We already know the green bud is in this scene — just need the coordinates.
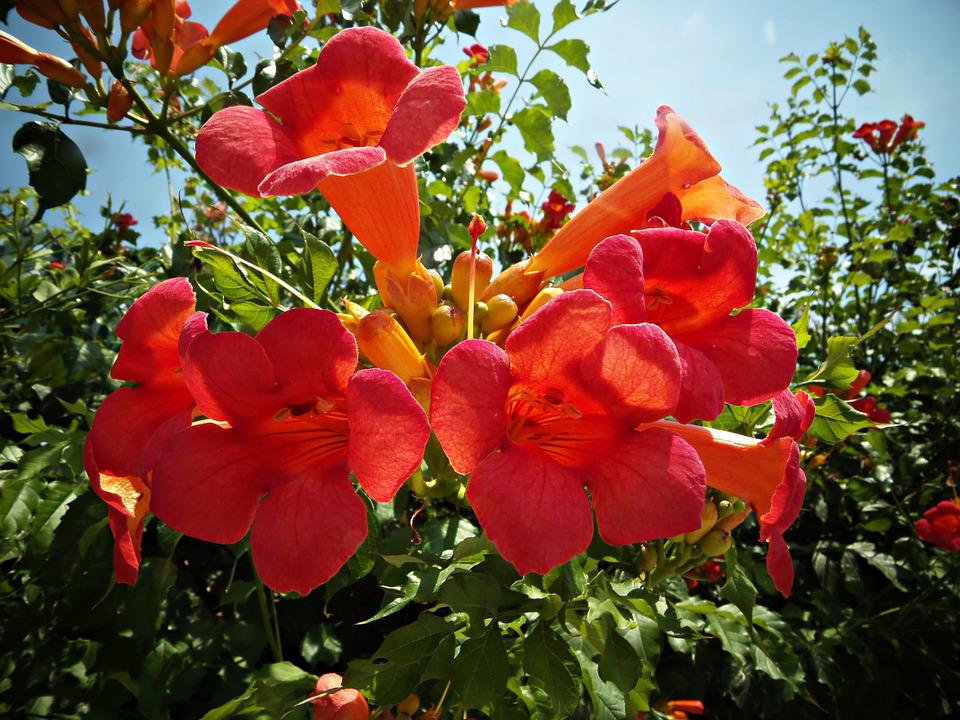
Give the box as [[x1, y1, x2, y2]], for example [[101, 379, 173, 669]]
[[696, 528, 732, 557], [684, 500, 719, 544], [442, 283, 454, 301], [717, 499, 735, 518], [428, 269, 444, 298], [637, 544, 658, 573]]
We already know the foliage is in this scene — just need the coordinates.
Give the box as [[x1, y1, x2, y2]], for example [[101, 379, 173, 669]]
[[1, 4, 957, 720]]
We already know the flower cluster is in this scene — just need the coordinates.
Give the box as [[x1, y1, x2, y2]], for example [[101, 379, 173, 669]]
[[915, 499, 960, 552], [853, 114, 925, 155], [88, 25, 814, 599]]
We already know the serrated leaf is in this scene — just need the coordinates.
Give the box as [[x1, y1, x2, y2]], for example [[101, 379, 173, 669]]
[[523, 622, 581, 717], [453, 627, 508, 707], [551, 0, 578, 32], [466, 89, 501, 117], [512, 106, 554, 160], [12, 121, 87, 221], [505, 0, 541, 43], [490, 150, 524, 196], [807, 394, 877, 443], [375, 613, 454, 664], [804, 335, 859, 388], [547, 39, 590, 74], [597, 616, 642, 692], [529, 69, 571, 120], [486, 44, 518, 76]]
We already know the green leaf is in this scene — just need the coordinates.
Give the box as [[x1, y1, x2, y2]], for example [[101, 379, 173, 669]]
[[453, 627, 508, 707], [375, 613, 454, 664], [792, 302, 812, 350], [551, 0, 579, 32], [804, 335, 859, 388], [512, 106, 554, 160], [466, 90, 501, 117], [454, 9, 481, 37], [199, 90, 252, 124], [438, 571, 501, 627], [523, 622, 581, 717], [719, 545, 756, 627], [240, 227, 283, 305], [597, 617, 642, 693], [506, 0, 541, 44], [546, 39, 590, 74], [212, 47, 247, 82], [807, 394, 877, 443], [486, 44, 519, 76], [529, 69, 571, 120], [490, 150, 525, 197], [12, 121, 87, 222], [200, 662, 317, 720], [299, 230, 337, 304]]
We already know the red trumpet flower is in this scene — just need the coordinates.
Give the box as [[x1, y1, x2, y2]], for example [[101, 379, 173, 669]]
[[150, 309, 429, 595]]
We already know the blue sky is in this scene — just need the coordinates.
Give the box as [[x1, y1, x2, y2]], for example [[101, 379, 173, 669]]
[[1, 0, 957, 234]]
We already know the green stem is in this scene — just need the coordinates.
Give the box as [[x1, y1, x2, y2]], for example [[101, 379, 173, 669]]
[[253, 559, 283, 662], [5, 102, 144, 133]]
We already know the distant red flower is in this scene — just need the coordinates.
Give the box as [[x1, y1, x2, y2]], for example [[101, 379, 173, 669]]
[[431, 290, 706, 575], [854, 114, 925, 154], [150, 308, 430, 595], [539, 190, 575, 235], [85, 278, 208, 584], [639, 700, 705, 720], [202, 202, 227, 221], [116, 212, 138, 235], [132, 0, 209, 75], [463, 43, 490, 65], [49, 261, 65, 270], [581, 225, 798, 423], [914, 500, 960, 552], [312, 673, 369, 720]]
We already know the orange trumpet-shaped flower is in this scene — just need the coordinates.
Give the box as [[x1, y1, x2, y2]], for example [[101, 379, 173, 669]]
[[0, 30, 87, 87], [647, 419, 806, 597], [527, 106, 763, 277], [176, 0, 302, 75], [356, 309, 432, 387], [16, 0, 67, 28]]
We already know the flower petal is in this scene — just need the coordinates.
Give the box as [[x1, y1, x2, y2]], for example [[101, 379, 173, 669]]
[[686, 308, 798, 406], [676, 176, 765, 225], [673, 342, 725, 423], [195, 105, 301, 197], [183, 330, 279, 422], [466, 443, 594, 575], [318, 161, 420, 274], [506, 289, 611, 392], [589, 428, 705, 545], [88, 385, 194, 477], [633, 219, 758, 336], [150, 424, 268, 544], [257, 26, 418, 145], [763, 389, 815, 445], [581, 323, 682, 423], [255, 308, 358, 404], [431, 339, 512, 475], [258, 146, 387, 197], [112, 277, 197, 383], [251, 465, 367, 595], [528, 106, 724, 277], [582, 234, 647, 324], [766, 534, 795, 597], [347, 369, 430, 502], [380, 65, 466, 166]]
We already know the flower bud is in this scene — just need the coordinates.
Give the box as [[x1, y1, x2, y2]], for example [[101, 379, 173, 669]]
[[431, 304, 465, 347], [481, 293, 518, 334], [696, 528, 732, 557], [714, 501, 749, 532], [482, 258, 544, 307], [107, 79, 133, 122], [428, 268, 444, 298], [637, 544, 658, 573], [684, 500, 718, 544], [17, 0, 68, 28], [357, 310, 430, 386], [450, 249, 493, 311], [120, 0, 152, 34], [518, 287, 562, 322], [312, 673, 369, 720]]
